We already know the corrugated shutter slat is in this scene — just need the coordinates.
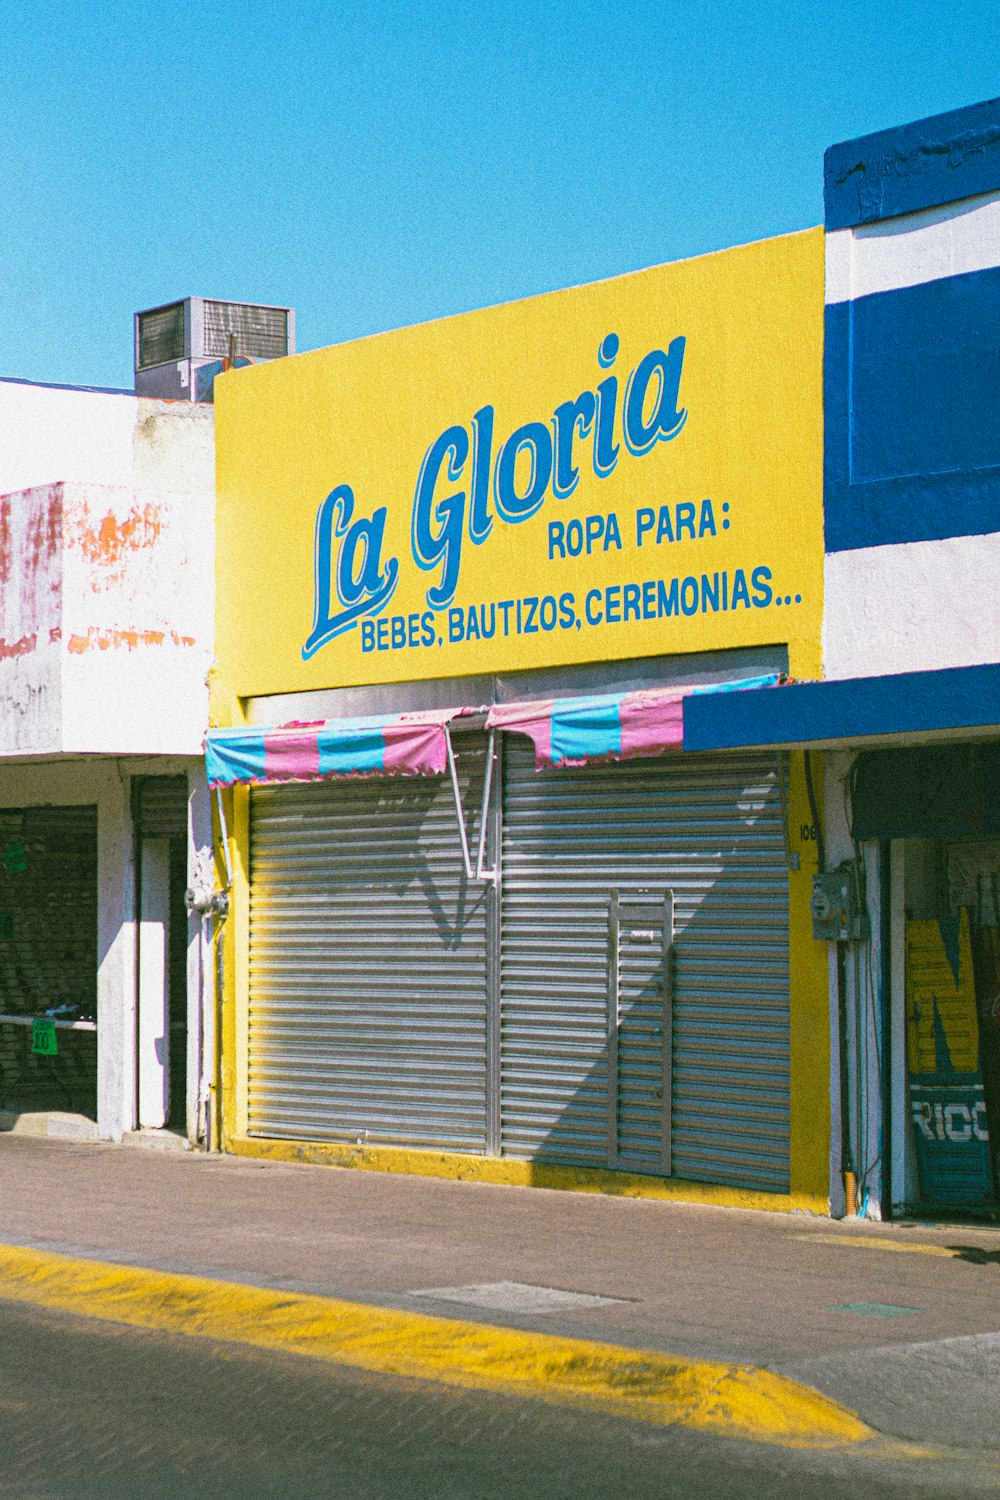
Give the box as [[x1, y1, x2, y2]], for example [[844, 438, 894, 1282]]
[[500, 741, 790, 1191], [248, 735, 490, 1151]]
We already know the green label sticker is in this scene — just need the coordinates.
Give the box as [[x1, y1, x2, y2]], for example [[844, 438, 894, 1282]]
[[0, 911, 15, 941], [31, 1018, 58, 1056], [3, 840, 26, 875]]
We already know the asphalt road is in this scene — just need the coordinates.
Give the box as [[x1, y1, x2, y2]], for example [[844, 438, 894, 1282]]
[[0, 1300, 997, 1500]]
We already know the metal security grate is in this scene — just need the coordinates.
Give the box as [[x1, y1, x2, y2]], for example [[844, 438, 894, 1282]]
[[247, 734, 491, 1151], [500, 743, 791, 1191], [203, 302, 289, 361], [0, 806, 98, 1113], [137, 303, 186, 369]]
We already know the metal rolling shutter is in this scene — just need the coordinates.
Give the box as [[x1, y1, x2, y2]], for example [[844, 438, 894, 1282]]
[[135, 776, 188, 838], [499, 741, 790, 1191], [0, 806, 98, 1108], [247, 734, 491, 1150]]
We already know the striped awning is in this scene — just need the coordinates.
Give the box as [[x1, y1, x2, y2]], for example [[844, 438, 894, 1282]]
[[205, 709, 461, 788], [205, 675, 784, 787], [486, 674, 783, 770]]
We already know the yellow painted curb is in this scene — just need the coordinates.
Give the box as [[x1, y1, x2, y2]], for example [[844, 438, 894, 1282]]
[[0, 1243, 872, 1450], [223, 1133, 830, 1216]]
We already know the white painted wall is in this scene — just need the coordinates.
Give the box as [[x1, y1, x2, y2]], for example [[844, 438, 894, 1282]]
[[0, 483, 63, 753], [825, 188, 1000, 305], [0, 481, 214, 756], [59, 482, 214, 754], [0, 382, 214, 497], [823, 531, 1000, 681], [137, 839, 171, 1129]]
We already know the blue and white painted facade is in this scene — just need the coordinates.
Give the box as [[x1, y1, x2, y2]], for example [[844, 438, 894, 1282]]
[[686, 98, 1000, 1221], [823, 101, 1000, 681]]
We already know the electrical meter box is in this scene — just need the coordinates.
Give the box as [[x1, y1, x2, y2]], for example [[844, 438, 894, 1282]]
[[810, 863, 869, 942]]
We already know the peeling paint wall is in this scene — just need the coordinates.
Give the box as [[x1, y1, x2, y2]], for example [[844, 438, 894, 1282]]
[[0, 485, 63, 752], [61, 483, 214, 754], [0, 385, 214, 757]]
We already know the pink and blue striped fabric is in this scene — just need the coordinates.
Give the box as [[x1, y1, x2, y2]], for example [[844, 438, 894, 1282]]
[[205, 676, 783, 786], [486, 675, 781, 770], [205, 709, 459, 788]]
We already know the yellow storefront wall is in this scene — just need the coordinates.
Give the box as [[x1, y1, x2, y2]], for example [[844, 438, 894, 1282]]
[[212, 225, 831, 1211]]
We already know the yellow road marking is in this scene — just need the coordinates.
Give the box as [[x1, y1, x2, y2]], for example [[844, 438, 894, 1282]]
[[797, 1234, 975, 1258], [0, 1242, 873, 1451]]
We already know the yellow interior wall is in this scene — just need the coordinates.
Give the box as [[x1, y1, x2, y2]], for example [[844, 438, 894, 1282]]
[[787, 751, 830, 1201]]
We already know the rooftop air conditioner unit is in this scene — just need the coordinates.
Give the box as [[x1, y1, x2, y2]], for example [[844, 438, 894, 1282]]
[[134, 297, 295, 402]]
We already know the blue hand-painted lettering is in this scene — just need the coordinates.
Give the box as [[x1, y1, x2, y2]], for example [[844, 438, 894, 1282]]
[[305, 333, 689, 652]]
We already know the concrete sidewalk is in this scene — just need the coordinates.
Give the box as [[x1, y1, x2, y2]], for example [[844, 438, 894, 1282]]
[[1, 1134, 998, 1450]]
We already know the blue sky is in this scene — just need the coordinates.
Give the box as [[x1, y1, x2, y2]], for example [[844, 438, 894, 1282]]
[[3, 1, 999, 389]]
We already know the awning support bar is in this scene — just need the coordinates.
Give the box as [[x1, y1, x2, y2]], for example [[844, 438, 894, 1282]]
[[476, 729, 499, 884], [215, 786, 233, 889], [446, 725, 475, 883], [445, 724, 499, 885]]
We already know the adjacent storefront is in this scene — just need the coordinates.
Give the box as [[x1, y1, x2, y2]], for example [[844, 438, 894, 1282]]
[[851, 744, 1000, 1213], [209, 227, 830, 1209], [685, 666, 1000, 1220]]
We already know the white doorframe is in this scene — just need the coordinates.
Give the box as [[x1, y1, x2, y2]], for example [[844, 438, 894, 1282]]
[[138, 838, 170, 1129]]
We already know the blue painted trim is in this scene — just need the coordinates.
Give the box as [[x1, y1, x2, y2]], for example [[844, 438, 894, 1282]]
[[824, 269, 1000, 552], [825, 469, 1000, 552], [682, 663, 1000, 752], [825, 96, 1000, 229]]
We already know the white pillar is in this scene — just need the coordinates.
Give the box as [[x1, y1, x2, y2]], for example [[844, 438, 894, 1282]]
[[138, 838, 171, 1129], [96, 766, 136, 1141]]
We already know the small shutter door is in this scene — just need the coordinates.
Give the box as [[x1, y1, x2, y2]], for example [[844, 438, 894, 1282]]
[[609, 891, 672, 1171], [500, 741, 625, 1168], [248, 733, 490, 1151], [499, 740, 790, 1191]]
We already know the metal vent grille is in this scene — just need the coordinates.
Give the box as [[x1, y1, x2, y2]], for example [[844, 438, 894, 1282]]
[[203, 301, 288, 361], [137, 303, 185, 369], [134, 776, 188, 839]]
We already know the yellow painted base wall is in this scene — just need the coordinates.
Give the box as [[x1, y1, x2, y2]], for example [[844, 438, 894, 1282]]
[[223, 1133, 829, 1215]]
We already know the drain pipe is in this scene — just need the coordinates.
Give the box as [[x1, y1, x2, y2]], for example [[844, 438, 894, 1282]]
[[184, 891, 229, 1149], [185, 786, 232, 1151], [211, 911, 227, 1151], [837, 939, 858, 1216]]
